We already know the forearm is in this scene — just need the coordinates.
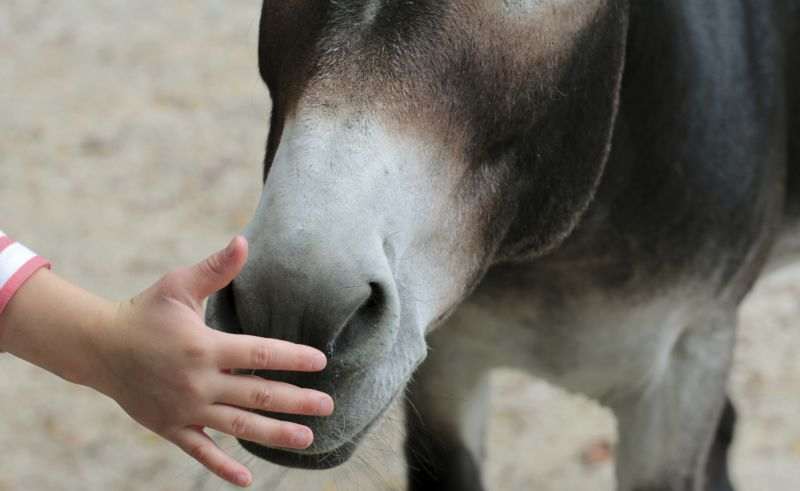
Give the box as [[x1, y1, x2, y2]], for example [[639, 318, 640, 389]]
[[0, 268, 115, 386]]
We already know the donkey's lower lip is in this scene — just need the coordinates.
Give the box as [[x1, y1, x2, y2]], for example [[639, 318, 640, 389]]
[[238, 438, 359, 470]]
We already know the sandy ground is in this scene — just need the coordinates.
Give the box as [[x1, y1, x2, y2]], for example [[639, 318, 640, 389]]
[[1, 2, 799, 490]]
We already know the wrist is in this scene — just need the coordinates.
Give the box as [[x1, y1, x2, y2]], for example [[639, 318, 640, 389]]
[[66, 296, 120, 389], [0, 269, 119, 388]]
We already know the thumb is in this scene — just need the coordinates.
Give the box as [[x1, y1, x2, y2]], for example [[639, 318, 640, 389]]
[[184, 236, 248, 302]]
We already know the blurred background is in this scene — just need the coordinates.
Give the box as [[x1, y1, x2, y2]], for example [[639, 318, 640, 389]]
[[1, 1, 799, 490]]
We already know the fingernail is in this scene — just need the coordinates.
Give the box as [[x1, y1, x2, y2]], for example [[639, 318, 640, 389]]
[[310, 352, 327, 371], [293, 428, 312, 448], [224, 238, 238, 259], [234, 472, 251, 487], [318, 396, 334, 415]]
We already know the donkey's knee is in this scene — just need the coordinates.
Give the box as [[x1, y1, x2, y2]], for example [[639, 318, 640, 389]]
[[623, 396, 737, 491], [613, 314, 737, 491]]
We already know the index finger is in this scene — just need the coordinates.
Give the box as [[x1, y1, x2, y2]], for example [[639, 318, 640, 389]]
[[213, 333, 327, 372]]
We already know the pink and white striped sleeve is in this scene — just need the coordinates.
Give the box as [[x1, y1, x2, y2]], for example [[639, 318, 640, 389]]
[[0, 230, 51, 316]]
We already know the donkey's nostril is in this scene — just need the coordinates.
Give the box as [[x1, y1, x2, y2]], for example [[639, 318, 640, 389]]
[[362, 282, 386, 316], [206, 282, 244, 335], [329, 281, 389, 356]]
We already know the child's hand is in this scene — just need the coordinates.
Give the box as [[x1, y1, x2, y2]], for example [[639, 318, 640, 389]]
[[87, 237, 333, 487]]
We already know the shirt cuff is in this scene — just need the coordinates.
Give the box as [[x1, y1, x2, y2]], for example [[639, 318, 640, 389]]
[[0, 233, 52, 317]]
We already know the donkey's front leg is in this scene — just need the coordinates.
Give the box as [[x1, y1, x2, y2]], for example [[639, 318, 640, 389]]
[[611, 312, 737, 491], [404, 326, 491, 491]]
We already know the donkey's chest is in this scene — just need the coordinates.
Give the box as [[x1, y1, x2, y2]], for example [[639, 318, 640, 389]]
[[442, 283, 715, 401]]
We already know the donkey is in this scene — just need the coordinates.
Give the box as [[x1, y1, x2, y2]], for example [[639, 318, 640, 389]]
[[206, 0, 800, 489]]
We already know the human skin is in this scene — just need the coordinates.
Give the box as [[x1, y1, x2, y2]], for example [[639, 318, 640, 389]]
[[0, 236, 334, 487]]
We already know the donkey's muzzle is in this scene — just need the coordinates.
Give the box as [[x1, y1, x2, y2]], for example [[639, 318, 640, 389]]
[[207, 231, 400, 371]]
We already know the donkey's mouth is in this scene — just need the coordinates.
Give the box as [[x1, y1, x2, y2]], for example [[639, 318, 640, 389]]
[[238, 384, 401, 469]]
